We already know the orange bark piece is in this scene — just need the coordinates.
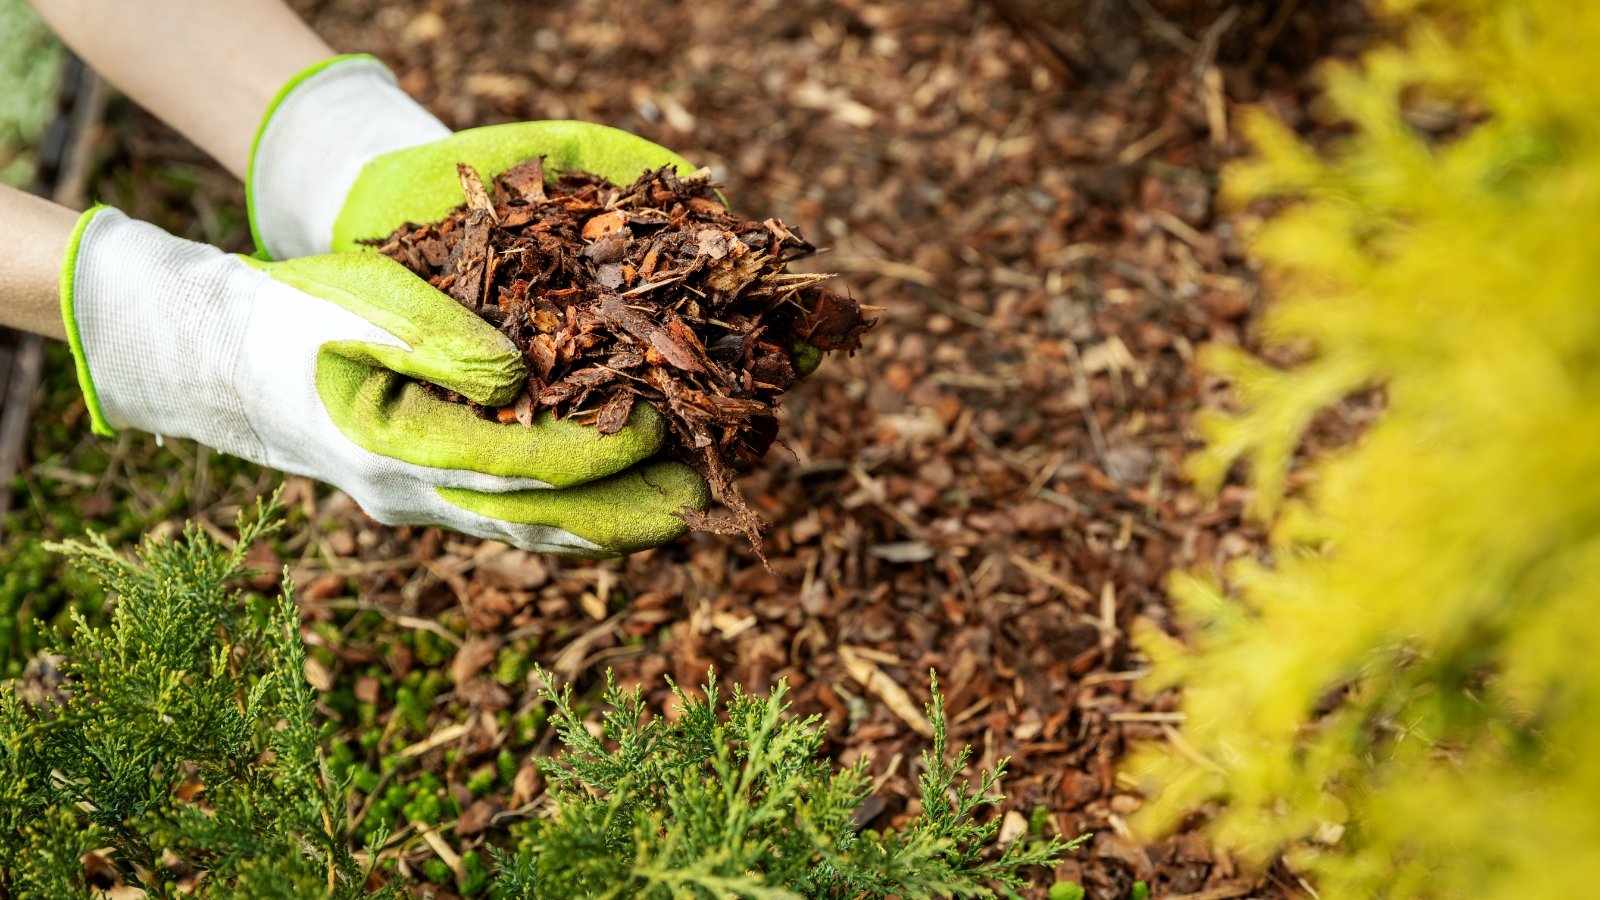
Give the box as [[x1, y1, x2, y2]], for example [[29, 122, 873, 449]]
[[581, 210, 628, 241]]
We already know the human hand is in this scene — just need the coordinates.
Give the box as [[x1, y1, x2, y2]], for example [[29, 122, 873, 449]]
[[61, 206, 708, 558]]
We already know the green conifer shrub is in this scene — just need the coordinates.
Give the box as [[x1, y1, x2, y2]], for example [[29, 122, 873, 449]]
[[0, 496, 388, 897], [1, 497, 1074, 898], [496, 670, 1074, 898], [1131, 1, 1600, 897]]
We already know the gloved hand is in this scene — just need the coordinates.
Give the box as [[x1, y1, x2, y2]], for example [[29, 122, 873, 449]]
[[237, 55, 718, 552], [60, 206, 708, 558]]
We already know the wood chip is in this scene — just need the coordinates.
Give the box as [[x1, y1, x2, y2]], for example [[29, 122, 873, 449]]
[[451, 636, 501, 684], [457, 162, 495, 217], [838, 645, 932, 737], [497, 156, 546, 202]]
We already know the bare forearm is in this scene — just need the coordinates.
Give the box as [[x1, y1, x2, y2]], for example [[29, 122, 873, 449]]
[[26, 0, 334, 179], [0, 185, 78, 340]]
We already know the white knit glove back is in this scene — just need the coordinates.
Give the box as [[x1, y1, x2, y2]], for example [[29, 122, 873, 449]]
[[249, 55, 450, 260]]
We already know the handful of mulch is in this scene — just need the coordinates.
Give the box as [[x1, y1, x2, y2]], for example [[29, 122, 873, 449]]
[[369, 159, 873, 555]]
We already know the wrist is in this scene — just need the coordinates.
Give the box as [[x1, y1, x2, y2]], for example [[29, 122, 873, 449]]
[[0, 184, 76, 341], [247, 55, 449, 260]]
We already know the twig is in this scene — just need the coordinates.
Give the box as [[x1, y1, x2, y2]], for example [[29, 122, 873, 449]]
[[399, 722, 471, 759], [1193, 6, 1242, 76], [416, 824, 465, 884], [1129, 0, 1197, 53], [1064, 341, 1112, 468], [1249, 0, 1304, 76]]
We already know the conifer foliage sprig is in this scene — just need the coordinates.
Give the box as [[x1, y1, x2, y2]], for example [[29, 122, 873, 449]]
[[0, 492, 389, 898], [495, 668, 1077, 899]]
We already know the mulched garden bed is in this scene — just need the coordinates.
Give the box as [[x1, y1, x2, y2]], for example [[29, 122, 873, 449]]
[[85, 0, 1378, 896]]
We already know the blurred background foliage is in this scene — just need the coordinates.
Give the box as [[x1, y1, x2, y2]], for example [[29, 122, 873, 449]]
[[1133, 0, 1600, 896], [0, 0, 59, 188]]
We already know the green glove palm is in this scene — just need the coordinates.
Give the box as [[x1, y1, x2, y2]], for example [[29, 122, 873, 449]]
[[325, 125, 707, 550]]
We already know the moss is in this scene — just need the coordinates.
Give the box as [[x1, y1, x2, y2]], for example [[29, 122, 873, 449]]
[[514, 706, 548, 745], [0, 0, 62, 188], [1029, 804, 1051, 835], [493, 643, 531, 686], [417, 668, 448, 705], [496, 748, 517, 787], [412, 629, 451, 668], [419, 858, 452, 886], [351, 766, 381, 795], [394, 687, 428, 734], [1049, 883, 1086, 900], [460, 849, 490, 897], [466, 767, 495, 797]]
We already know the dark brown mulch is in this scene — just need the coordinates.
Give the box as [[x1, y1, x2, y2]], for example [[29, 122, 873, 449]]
[[82, 0, 1380, 896], [371, 160, 870, 551]]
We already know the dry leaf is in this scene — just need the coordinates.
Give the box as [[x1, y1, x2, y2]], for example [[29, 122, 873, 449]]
[[451, 636, 501, 684], [457, 163, 495, 216]]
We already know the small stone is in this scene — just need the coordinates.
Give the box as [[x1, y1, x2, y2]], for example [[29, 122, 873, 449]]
[[1109, 793, 1143, 815], [354, 676, 381, 705], [328, 530, 356, 557], [302, 657, 333, 692], [457, 798, 505, 837], [513, 764, 544, 806], [246, 542, 282, 592], [300, 573, 347, 601], [997, 810, 1029, 845]]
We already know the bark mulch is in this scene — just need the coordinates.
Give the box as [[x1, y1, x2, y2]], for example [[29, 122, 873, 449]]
[[371, 161, 871, 552], [99, 0, 1379, 896]]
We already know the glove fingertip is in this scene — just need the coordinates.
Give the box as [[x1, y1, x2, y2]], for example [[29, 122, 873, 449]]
[[448, 344, 526, 407]]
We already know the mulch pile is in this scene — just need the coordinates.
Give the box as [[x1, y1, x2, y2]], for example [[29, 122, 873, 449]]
[[371, 160, 870, 551], [87, 0, 1380, 896]]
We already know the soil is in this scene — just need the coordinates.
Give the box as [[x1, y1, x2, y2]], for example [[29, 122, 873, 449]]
[[370, 161, 871, 552], [79, 0, 1382, 896]]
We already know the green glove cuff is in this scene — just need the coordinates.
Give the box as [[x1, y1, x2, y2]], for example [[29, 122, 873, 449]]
[[59, 204, 114, 437]]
